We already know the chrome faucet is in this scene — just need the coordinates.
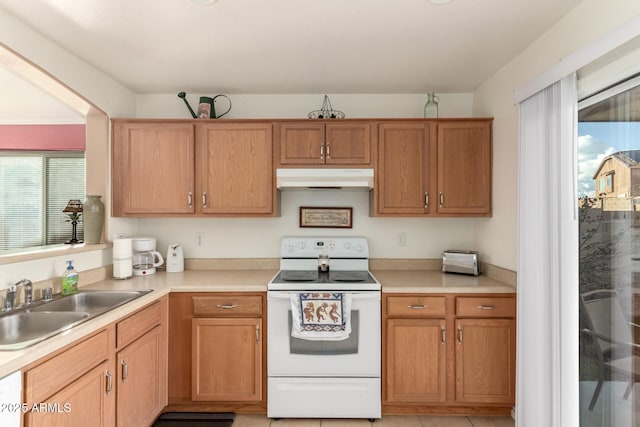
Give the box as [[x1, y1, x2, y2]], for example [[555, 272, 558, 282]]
[[3, 279, 33, 311]]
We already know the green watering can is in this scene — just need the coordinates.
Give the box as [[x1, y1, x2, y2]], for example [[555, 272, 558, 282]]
[[177, 92, 232, 119]]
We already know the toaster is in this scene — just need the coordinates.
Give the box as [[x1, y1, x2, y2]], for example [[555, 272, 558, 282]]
[[442, 250, 479, 276]]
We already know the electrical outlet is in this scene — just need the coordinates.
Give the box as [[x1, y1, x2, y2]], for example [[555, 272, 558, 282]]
[[395, 232, 406, 247], [195, 232, 205, 247]]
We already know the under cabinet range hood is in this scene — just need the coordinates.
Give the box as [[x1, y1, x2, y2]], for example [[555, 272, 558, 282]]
[[276, 168, 374, 189]]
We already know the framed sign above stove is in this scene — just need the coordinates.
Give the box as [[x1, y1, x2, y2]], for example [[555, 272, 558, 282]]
[[299, 206, 352, 228]]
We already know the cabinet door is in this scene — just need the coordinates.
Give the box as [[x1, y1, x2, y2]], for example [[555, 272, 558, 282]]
[[279, 122, 325, 165], [455, 318, 515, 404], [192, 318, 262, 402], [385, 318, 446, 403], [112, 121, 195, 216], [437, 121, 492, 215], [117, 326, 166, 427], [377, 123, 436, 215], [24, 360, 116, 427], [325, 123, 372, 165], [198, 123, 274, 215]]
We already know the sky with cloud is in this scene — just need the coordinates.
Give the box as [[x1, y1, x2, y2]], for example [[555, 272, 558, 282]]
[[578, 122, 640, 196]]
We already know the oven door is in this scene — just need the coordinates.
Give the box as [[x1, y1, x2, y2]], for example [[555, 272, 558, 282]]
[[267, 290, 380, 377]]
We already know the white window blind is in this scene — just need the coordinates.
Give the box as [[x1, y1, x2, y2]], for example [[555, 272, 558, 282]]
[[0, 152, 85, 250]]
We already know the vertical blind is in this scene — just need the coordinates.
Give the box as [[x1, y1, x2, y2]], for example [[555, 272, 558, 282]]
[[0, 152, 85, 250]]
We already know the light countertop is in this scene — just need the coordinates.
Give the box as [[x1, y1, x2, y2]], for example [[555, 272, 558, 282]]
[[372, 270, 516, 293], [0, 268, 514, 378]]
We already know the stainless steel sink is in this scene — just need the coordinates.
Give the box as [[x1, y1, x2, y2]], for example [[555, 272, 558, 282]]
[[0, 289, 152, 350], [0, 311, 89, 350], [30, 290, 152, 314]]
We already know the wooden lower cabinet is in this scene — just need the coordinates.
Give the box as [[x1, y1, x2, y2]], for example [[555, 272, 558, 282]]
[[22, 297, 168, 427], [192, 318, 262, 401], [117, 326, 166, 427], [24, 359, 116, 427], [383, 293, 515, 414], [455, 318, 515, 404], [386, 318, 446, 403], [167, 292, 266, 412]]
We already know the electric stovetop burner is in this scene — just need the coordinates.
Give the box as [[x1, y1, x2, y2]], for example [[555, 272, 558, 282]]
[[274, 270, 376, 284]]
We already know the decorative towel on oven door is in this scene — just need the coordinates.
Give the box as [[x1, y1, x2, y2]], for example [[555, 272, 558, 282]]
[[290, 293, 352, 341]]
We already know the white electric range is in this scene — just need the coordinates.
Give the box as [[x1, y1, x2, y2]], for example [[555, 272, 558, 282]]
[[267, 237, 381, 420]]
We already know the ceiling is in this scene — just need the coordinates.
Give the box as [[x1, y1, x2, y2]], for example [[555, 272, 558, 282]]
[[0, 0, 582, 95]]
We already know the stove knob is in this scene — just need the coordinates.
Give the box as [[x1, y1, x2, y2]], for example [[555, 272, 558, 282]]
[[343, 241, 352, 250], [297, 241, 306, 249], [356, 243, 364, 252], [285, 243, 295, 252]]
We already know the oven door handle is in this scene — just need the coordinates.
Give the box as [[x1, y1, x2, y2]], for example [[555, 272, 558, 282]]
[[268, 291, 380, 301]]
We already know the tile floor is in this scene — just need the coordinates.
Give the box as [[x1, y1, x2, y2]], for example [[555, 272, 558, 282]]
[[232, 414, 515, 427]]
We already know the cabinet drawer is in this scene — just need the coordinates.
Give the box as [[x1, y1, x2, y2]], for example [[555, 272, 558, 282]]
[[117, 301, 162, 348], [193, 295, 262, 317], [456, 297, 515, 318], [25, 329, 110, 404], [386, 296, 446, 317]]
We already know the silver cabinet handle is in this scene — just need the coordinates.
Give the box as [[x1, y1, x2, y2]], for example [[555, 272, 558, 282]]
[[326, 143, 330, 159], [320, 144, 324, 160], [256, 325, 260, 343], [457, 326, 463, 343], [121, 360, 128, 381], [188, 191, 193, 207], [441, 326, 446, 343], [439, 192, 444, 207], [424, 192, 429, 208], [408, 305, 426, 309], [202, 192, 207, 208], [216, 304, 238, 309], [105, 370, 113, 394], [477, 305, 496, 310]]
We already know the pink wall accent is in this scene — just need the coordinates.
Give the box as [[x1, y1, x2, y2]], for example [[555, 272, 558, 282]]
[[0, 124, 85, 151]]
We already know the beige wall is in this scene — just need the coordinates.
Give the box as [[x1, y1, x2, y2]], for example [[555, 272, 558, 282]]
[[472, 0, 640, 271]]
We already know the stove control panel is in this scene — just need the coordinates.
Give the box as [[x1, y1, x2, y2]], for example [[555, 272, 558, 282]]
[[281, 237, 369, 258]]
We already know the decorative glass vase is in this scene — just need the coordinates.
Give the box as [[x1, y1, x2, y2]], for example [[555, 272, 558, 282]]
[[83, 195, 105, 244], [424, 93, 439, 118]]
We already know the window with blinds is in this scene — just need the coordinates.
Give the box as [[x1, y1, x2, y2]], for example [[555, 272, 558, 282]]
[[0, 152, 85, 251]]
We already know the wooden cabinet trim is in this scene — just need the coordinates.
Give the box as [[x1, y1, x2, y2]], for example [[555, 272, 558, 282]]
[[386, 296, 446, 317], [193, 295, 263, 317], [116, 300, 162, 349], [455, 297, 516, 318]]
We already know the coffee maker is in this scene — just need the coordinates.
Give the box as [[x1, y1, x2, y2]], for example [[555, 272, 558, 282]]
[[132, 237, 164, 276]]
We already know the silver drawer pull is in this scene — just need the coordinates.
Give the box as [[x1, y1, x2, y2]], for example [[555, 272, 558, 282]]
[[216, 304, 238, 309], [105, 370, 113, 394], [408, 305, 426, 309], [121, 360, 128, 381], [477, 305, 496, 310]]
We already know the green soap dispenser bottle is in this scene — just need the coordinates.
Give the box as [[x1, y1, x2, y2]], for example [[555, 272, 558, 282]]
[[61, 260, 79, 296]]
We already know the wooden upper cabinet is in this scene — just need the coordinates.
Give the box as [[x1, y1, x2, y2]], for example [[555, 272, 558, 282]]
[[197, 122, 275, 215], [376, 123, 436, 215], [279, 122, 325, 165], [112, 121, 195, 216], [278, 121, 372, 167], [437, 121, 492, 215], [325, 122, 371, 165]]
